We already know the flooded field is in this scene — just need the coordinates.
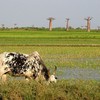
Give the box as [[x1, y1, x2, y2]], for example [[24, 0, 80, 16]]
[[0, 57, 99, 82], [57, 67, 100, 80]]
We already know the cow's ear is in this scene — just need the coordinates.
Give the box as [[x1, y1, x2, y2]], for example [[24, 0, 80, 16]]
[[53, 66, 57, 75]]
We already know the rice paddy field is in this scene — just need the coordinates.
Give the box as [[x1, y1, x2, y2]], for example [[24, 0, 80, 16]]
[[0, 30, 100, 45], [0, 30, 100, 100]]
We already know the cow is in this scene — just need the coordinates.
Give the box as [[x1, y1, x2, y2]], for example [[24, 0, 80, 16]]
[[0, 51, 57, 84]]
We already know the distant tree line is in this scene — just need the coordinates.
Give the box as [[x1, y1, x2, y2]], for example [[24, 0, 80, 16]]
[[0, 26, 99, 32], [0, 16, 100, 32]]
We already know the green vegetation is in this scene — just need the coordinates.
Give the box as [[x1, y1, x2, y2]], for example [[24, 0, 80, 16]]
[[0, 30, 100, 45], [0, 30, 100, 68], [0, 80, 99, 100], [0, 30, 100, 100], [0, 46, 100, 68]]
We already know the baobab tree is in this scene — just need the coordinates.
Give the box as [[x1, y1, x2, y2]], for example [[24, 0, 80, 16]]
[[84, 17, 93, 32], [47, 17, 55, 31], [66, 18, 70, 31]]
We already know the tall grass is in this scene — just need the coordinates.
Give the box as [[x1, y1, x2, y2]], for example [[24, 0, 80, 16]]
[[0, 80, 99, 100]]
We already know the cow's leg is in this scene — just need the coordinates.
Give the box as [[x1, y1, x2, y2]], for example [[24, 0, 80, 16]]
[[25, 76, 33, 82], [0, 69, 7, 82], [0, 72, 7, 82], [0, 65, 10, 82], [23, 70, 34, 81], [1, 74, 7, 82], [25, 77, 30, 82], [0, 68, 5, 80]]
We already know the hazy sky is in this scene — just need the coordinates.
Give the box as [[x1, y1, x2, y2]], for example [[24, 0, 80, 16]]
[[0, 0, 99, 28]]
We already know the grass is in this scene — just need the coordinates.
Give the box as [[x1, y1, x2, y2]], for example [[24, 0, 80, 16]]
[[0, 30, 100, 100], [0, 30, 99, 68], [0, 30, 100, 45], [0, 80, 100, 100], [0, 46, 100, 68]]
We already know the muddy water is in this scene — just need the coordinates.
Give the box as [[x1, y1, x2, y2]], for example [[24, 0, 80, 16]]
[[57, 68, 100, 80]]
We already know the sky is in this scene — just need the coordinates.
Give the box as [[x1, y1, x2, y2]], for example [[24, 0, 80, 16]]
[[0, 0, 99, 29]]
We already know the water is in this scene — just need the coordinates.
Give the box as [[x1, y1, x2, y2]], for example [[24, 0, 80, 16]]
[[57, 68, 100, 80], [11, 67, 100, 81]]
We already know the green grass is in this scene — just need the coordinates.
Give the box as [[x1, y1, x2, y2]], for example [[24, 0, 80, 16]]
[[0, 80, 100, 100], [0, 46, 100, 68], [0, 30, 99, 68], [0, 30, 100, 45]]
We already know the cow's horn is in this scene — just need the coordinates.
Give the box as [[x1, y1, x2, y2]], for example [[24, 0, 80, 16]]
[[53, 66, 57, 75]]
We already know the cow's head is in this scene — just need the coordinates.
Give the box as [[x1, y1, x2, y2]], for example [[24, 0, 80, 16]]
[[23, 51, 58, 84], [37, 65, 57, 84], [47, 66, 57, 83]]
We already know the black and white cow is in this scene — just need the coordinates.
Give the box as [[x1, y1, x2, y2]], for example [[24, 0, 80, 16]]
[[0, 51, 57, 84]]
